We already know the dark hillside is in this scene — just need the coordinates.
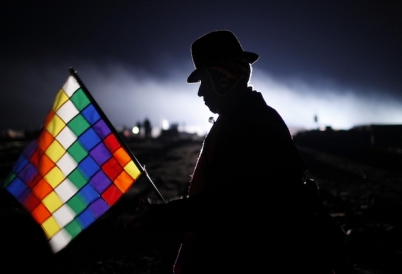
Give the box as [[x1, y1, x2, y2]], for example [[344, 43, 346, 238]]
[[1, 132, 402, 273], [294, 128, 402, 274]]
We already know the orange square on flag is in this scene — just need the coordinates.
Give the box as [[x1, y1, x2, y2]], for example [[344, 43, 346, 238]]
[[33, 178, 53, 200], [31, 203, 51, 224], [114, 170, 134, 193], [38, 130, 54, 152], [38, 153, 56, 176], [113, 147, 131, 166]]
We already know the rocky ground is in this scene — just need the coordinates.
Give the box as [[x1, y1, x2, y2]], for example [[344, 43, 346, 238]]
[[1, 134, 402, 273]]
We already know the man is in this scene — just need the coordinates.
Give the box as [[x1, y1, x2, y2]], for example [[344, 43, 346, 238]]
[[129, 30, 339, 273]]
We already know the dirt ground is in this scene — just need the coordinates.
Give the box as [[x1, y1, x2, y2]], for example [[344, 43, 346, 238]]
[[1, 135, 402, 273]]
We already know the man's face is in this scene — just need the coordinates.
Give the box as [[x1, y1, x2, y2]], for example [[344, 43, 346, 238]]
[[197, 72, 221, 114]]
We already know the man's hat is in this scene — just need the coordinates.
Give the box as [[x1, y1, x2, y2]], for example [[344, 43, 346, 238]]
[[187, 30, 259, 83]]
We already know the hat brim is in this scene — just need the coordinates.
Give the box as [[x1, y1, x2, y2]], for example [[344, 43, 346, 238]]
[[187, 51, 259, 83]]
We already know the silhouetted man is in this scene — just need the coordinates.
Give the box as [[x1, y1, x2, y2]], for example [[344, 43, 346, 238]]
[[129, 30, 340, 274], [143, 118, 152, 139]]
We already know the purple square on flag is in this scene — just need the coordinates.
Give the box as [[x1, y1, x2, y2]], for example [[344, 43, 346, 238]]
[[89, 170, 112, 194], [22, 141, 37, 158], [93, 119, 111, 139], [16, 187, 31, 204], [89, 198, 110, 218], [12, 156, 28, 174], [90, 142, 111, 165], [18, 163, 38, 184]]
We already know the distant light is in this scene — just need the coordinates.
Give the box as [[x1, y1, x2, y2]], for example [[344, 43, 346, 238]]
[[162, 119, 169, 130], [132, 126, 139, 134]]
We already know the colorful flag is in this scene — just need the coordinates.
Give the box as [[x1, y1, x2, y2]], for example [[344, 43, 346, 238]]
[[3, 68, 145, 253]]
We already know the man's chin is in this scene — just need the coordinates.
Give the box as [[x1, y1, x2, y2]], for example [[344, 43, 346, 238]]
[[207, 106, 218, 114]]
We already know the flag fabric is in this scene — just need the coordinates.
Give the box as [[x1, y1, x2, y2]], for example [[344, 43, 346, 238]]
[[3, 69, 142, 253]]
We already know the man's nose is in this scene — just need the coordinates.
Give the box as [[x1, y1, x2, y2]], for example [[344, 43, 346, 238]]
[[197, 88, 203, 97]]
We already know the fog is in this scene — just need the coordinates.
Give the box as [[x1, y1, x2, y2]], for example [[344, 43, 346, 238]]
[[2, 62, 401, 137]]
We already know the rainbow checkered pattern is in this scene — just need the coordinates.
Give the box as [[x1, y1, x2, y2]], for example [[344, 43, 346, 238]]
[[3, 72, 142, 253]]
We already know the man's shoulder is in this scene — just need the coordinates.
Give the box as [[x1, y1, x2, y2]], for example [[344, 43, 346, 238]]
[[220, 93, 292, 141], [236, 92, 286, 125]]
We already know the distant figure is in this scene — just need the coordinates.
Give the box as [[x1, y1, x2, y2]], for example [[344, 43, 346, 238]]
[[127, 30, 345, 273], [143, 118, 152, 139], [122, 125, 130, 138], [314, 114, 319, 129]]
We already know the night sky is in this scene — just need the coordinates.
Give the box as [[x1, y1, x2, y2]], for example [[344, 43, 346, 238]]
[[1, 0, 401, 136]]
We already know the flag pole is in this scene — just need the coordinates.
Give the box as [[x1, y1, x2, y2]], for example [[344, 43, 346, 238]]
[[68, 67, 166, 203]]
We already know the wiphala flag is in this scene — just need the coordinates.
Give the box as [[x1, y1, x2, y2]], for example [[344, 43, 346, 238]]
[[3, 68, 154, 253]]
